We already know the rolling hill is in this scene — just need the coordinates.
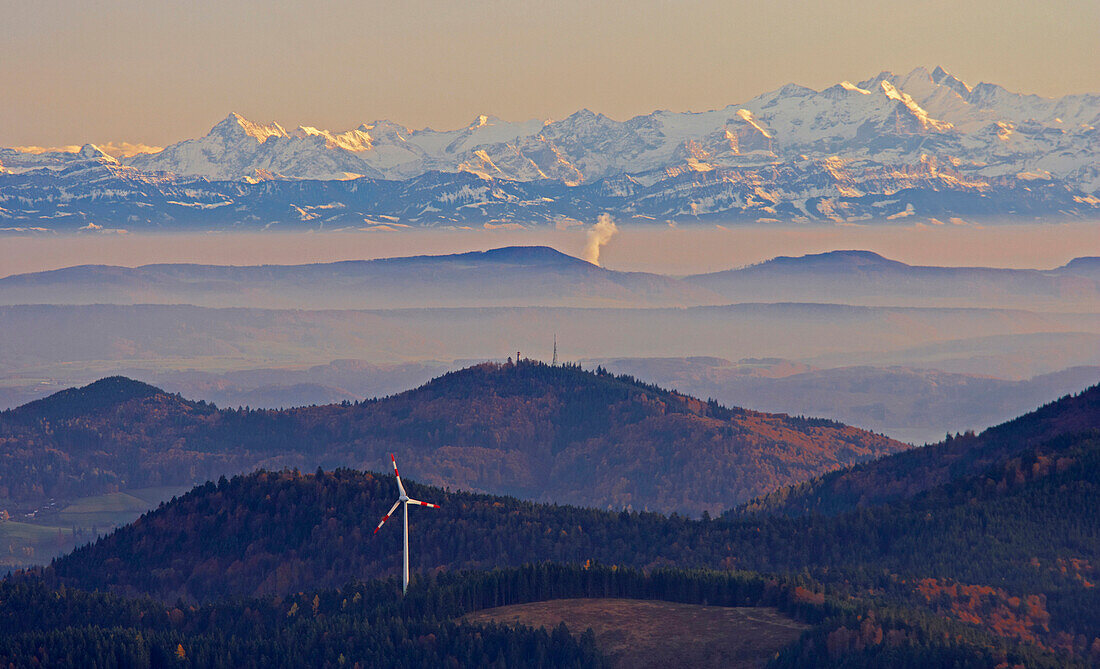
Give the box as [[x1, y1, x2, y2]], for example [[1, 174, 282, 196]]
[[0, 361, 906, 516], [46, 387, 1100, 660], [738, 382, 1100, 517], [0, 246, 720, 309], [3, 248, 1099, 313], [684, 250, 1100, 312]]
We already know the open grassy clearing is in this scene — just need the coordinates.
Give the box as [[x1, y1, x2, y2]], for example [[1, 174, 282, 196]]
[[463, 598, 808, 669], [0, 521, 73, 567], [1, 486, 192, 567], [57, 486, 190, 526]]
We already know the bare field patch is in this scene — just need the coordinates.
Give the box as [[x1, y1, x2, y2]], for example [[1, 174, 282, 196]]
[[463, 598, 808, 669]]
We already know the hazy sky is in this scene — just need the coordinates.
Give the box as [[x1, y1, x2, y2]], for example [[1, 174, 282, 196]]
[[3, 0, 1098, 147]]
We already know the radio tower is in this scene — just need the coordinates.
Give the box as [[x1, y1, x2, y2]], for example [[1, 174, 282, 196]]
[[552, 334, 558, 366]]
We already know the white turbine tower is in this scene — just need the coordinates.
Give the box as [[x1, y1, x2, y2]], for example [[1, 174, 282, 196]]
[[373, 454, 440, 594]]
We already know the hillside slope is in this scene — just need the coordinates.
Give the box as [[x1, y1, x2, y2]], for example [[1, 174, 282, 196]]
[[463, 599, 808, 669], [0, 361, 906, 514], [684, 250, 1100, 312], [50, 419, 1100, 655], [592, 357, 1100, 444], [739, 383, 1100, 516]]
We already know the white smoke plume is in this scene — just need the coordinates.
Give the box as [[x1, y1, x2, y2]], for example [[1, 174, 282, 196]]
[[581, 214, 618, 266]]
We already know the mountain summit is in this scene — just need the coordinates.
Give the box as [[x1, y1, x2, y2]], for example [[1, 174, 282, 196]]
[[3, 67, 1099, 227]]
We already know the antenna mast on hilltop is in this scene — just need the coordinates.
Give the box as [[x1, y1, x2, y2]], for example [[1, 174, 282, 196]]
[[552, 334, 558, 366]]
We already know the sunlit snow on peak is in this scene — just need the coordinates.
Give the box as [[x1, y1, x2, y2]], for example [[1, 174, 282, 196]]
[[839, 81, 871, 95]]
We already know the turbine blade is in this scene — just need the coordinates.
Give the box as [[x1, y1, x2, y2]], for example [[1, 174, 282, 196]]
[[373, 499, 402, 534], [406, 499, 440, 509], [391, 453, 407, 496]]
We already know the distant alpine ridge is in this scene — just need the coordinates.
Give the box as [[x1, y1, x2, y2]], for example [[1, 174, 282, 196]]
[[2, 66, 1098, 229]]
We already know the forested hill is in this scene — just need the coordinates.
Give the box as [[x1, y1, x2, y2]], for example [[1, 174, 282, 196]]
[[49, 423, 1100, 658], [9, 376, 162, 423], [0, 361, 906, 514], [9, 565, 1071, 669], [737, 382, 1100, 517]]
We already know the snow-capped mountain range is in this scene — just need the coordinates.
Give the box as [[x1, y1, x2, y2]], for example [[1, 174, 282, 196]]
[[2, 67, 1098, 229]]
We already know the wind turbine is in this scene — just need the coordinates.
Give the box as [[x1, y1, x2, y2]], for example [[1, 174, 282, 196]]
[[373, 454, 440, 594]]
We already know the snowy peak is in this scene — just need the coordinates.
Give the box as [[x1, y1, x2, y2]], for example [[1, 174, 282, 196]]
[[212, 112, 288, 143], [839, 81, 872, 95], [14, 68, 1099, 199], [467, 114, 503, 130], [361, 120, 411, 140], [77, 143, 119, 164], [877, 79, 953, 132], [931, 66, 971, 96], [547, 108, 614, 136], [292, 126, 373, 152]]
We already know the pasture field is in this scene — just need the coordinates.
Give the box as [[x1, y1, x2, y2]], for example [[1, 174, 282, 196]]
[[463, 598, 808, 669], [1, 486, 191, 568]]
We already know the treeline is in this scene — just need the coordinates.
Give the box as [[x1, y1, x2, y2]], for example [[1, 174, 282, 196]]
[[2, 564, 1073, 668], [46, 430, 1100, 658], [0, 570, 606, 669]]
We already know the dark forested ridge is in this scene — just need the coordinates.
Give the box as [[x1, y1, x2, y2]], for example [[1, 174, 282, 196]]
[[48, 423, 1100, 659], [9, 382, 1100, 667], [0, 567, 615, 669], [738, 383, 1100, 517], [9, 564, 1068, 669], [0, 361, 906, 514]]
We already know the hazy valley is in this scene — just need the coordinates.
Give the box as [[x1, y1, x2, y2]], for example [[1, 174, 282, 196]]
[[2, 245, 1098, 450]]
